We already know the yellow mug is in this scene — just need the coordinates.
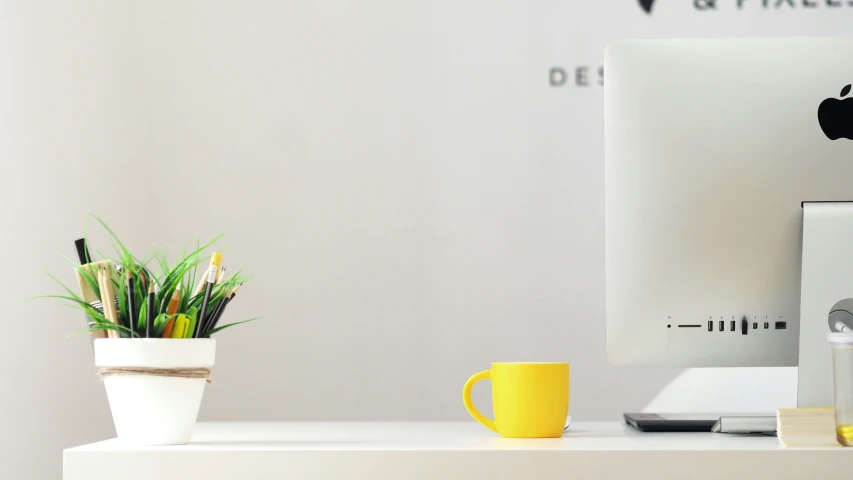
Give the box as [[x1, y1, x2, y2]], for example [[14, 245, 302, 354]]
[[463, 362, 569, 438]]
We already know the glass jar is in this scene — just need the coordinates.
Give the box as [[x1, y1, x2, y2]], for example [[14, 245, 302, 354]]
[[828, 333, 853, 446]]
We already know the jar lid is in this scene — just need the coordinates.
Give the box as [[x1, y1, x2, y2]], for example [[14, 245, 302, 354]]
[[827, 333, 853, 345]]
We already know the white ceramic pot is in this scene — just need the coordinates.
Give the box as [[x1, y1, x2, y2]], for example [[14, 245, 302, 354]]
[[94, 338, 216, 445]]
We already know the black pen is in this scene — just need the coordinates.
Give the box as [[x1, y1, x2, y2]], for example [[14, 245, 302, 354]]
[[125, 270, 137, 338], [74, 238, 92, 264], [202, 286, 231, 335], [146, 280, 155, 338], [194, 253, 222, 338], [74, 238, 98, 342]]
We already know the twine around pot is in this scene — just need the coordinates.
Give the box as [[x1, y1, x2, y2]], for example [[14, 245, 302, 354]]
[[98, 367, 212, 383]]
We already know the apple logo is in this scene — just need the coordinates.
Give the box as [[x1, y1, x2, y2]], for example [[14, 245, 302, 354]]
[[638, 0, 655, 14], [818, 84, 853, 140]]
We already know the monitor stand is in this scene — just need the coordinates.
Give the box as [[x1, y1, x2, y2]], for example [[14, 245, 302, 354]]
[[797, 201, 853, 407]]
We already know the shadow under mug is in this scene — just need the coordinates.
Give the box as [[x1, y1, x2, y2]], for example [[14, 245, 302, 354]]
[[462, 362, 569, 438]]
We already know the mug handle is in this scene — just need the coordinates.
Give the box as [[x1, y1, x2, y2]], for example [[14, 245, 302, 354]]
[[462, 370, 497, 433]]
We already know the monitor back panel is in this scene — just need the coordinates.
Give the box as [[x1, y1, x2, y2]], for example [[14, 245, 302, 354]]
[[604, 38, 853, 367]]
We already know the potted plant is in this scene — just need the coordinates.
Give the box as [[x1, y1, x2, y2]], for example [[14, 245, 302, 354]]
[[32, 214, 258, 445]]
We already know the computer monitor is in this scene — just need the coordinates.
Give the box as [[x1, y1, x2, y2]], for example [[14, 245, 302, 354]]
[[604, 38, 853, 368]]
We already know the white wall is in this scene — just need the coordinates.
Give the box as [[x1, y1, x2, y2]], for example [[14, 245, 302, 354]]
[[140, 0, 681, 427], [0, 1, 151, 476], [3, 1, 853, 478]]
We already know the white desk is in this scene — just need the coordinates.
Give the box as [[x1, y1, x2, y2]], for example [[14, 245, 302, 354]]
[[64, 422, 852, 480]]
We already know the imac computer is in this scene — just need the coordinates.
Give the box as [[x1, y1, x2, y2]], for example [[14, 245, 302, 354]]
[[604, 38, 853, 418]]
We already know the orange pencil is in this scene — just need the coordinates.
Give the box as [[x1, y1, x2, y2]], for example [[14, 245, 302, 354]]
[[161, 283, 182, 338]]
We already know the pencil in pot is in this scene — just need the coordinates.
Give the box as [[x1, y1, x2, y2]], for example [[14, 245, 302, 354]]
[[104, 267, 122, 337], [162, 283, 181, 338], [205, 284, 241, 335], [95, 267, 110, 338], [146, 281, 155, 338], [193, 253, 222, 338], [98, 266, 120, 338], [33, 213, 260, 341], [124, 270, 137, 338], [201, 285, 231, 335], [193, 265, 211, 297]]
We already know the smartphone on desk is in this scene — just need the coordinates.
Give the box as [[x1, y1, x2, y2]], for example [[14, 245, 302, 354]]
[[624, 413, 721, 432]]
